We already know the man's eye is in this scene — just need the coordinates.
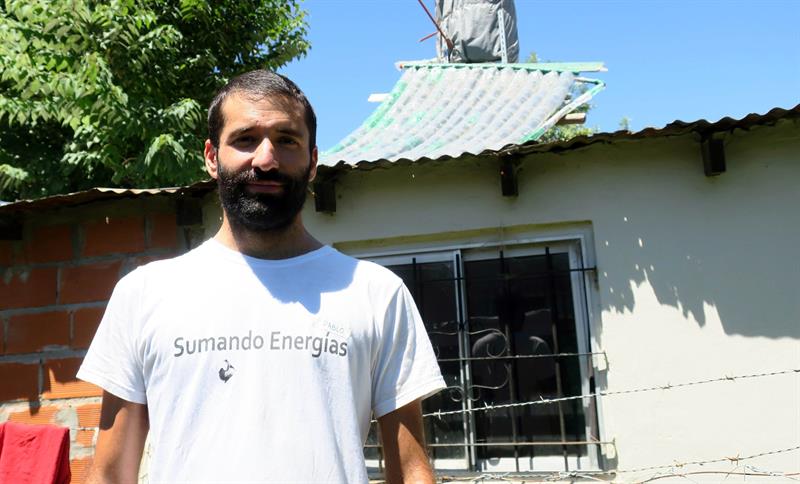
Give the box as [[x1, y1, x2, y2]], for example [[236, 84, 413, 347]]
[[236, 136, 256, 144], [278, 136, 299, 146]]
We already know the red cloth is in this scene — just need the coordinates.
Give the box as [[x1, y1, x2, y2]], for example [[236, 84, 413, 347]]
[[0, 421, 71, 484]]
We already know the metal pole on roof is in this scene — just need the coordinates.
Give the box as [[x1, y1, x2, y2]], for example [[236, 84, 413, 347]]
[[497, 9, 508, 64], [418, 31, 438, 43], [416, 0, 454, 50]]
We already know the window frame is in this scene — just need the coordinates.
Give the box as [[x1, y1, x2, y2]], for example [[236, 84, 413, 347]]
[[353, 228, 606, 474]]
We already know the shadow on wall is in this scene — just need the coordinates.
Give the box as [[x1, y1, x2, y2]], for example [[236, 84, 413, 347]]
[[592, 130, 799, 339]]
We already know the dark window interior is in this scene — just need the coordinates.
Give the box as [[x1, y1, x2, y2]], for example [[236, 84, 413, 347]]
[[366, 248, 593, 471]]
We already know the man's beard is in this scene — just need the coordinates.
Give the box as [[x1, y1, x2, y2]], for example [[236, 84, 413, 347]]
[[216, 157, 311, 233]]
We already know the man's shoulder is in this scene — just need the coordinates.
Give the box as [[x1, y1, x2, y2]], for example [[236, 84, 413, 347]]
[[135, 248, 197, 274], [354, 258, 403, 286], [324, 249, 403, 288], [124, 243, 209, 285], [323, 252, 409, 309]]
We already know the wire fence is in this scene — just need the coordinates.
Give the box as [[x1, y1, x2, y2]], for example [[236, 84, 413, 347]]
[[421, 368, 800, 420], [368, 249, 800, 481], [617, 444, 800, 474], [367, 367, 800, 482], [431, 445, 800, 483]]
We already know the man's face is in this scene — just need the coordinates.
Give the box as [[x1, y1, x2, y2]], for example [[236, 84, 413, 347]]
[[205, 94, 318, 232]]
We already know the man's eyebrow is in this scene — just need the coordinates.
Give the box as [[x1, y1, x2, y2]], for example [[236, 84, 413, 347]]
[[227, 125, 303, 138], [276, 127, 303, 137], [228, 126, 255, 138]]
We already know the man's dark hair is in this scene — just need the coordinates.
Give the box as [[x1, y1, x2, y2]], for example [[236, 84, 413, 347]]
[[207, 70, 316, 153]]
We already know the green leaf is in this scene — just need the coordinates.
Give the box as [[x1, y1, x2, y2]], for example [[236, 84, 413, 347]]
[[0, 163, 30, 193], [0, 0, 310, 199]]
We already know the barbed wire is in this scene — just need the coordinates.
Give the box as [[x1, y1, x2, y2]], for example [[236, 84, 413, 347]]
[[433, 454, 800, 483], [617, 444, 800, 474], [636, 470, 800, 484], [436, 466, 800, 484], [368, 370, 800, 483], [371, 441, 800, 482], [436, 351, 606, 363], [422, 368, 799, 419], [744, 463, 800, 480], [436, 471, 608, 483]]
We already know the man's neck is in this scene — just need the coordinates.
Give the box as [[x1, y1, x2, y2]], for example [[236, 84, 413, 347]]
[[214, 215, 323, 260]]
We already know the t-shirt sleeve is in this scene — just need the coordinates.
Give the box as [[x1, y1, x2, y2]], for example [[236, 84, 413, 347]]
[[76, 269, 147, 405], [371, 283, 446, 418]]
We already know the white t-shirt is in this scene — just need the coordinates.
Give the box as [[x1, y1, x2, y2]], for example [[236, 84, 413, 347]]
[[78, 239, 445, 483]]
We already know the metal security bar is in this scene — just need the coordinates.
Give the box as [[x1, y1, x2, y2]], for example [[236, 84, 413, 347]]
[[366, 244, 601, 474], [365, 441, 613, 448]]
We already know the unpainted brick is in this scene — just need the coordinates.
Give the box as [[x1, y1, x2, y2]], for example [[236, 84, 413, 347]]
[[0, 362, 39, 402], [42, 358, 102, 399], [8, 405, 59, 425], [148, 212, 178, 250], [70, 456, 92, 484], [72, 307, 105, 349], [82, 216, 145, 257], [0, 267, 58, 310], [76, 403, 102, 428], [75, 428, 95, 447], [6, 311, 70, 354], [135, 252, 178, 267], [59, 261, 122, 304], [25, 224, 73, 263], [0, 241, 12, 266]]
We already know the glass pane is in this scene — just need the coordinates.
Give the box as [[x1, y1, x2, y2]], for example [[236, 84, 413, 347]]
[[366, 259, 467, 465], [464, 251, 587, 463], [363, 421, 381, 464]]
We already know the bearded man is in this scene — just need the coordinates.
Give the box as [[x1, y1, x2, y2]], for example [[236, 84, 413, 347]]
[[78, 70, 445, 483]]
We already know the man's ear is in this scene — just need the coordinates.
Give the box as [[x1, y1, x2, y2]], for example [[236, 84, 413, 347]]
[[204, 140, 219, 179], [308, 146, 318, 182]]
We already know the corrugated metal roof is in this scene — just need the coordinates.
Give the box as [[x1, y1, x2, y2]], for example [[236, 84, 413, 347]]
[[1, 104, 797, 215], [504, 103, 800, 157], [0, 180, 215, 215], [319, 63, 603, 168]]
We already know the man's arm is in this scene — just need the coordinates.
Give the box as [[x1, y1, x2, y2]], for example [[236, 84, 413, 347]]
[[378, 399, 436, 484], [86, 391, 149, 484]]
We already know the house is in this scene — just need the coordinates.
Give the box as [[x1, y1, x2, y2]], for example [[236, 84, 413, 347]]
[[0, 62, 797, 482]]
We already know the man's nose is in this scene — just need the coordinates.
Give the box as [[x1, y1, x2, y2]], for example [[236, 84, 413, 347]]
[[251, 137, 279, 171]]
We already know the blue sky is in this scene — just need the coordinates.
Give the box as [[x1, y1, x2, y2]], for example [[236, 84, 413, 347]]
[[280, 0, 800, 151]]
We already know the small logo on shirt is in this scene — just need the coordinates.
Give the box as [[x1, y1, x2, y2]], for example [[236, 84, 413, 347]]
[[218, 360, 234, 383]]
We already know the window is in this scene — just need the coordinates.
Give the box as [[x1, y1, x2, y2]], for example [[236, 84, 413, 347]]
[[364, 240, 602, 474]]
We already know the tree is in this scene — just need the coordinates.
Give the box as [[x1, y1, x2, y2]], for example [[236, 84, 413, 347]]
[[0, 0, 309, 200], [527, 51, 596, 144]]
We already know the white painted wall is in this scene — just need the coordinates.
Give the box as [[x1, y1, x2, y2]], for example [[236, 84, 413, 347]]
[[204, 121, 800, 481]]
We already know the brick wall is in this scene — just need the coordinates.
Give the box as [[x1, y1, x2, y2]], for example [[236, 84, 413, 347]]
[[0, 198, 201, 483]]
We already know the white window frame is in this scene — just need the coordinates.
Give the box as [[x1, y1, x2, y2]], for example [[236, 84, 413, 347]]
[[351, 227, 605, 474]]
